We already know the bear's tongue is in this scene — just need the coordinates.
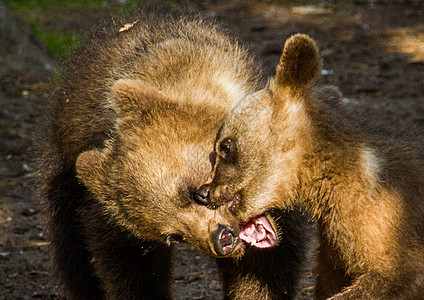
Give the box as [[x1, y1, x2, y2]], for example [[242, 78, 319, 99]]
[[239, 216, 277, 248]]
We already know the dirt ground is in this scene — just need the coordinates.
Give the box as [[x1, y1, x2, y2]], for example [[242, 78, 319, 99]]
[[1, 0, 423, 299]]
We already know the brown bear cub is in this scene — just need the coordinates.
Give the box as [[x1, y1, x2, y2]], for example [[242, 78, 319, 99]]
[[37, 11, 309, 299], [196, 34, 424, 299]]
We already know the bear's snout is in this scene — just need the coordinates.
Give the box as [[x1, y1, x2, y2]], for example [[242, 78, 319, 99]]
[[213, 224, 240, 256]]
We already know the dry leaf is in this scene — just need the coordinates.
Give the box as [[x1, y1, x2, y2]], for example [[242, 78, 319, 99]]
[[119, 20, 139, 33]]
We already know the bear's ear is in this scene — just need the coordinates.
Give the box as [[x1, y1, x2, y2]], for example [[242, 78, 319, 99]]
[[112, 79, 167, 115], [274, 34, 321, 93], [76, 149, 108, 196]]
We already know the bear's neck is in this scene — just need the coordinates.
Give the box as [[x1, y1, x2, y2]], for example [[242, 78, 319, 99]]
[[289, 99, 379, 225]]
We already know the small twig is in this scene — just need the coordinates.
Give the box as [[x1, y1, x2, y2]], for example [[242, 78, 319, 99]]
[[21, 241, 50, 248], [28, 270, 50, 276]]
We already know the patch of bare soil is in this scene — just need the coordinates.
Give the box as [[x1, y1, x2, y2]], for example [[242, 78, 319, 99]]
[[1, 0, 423, 299]]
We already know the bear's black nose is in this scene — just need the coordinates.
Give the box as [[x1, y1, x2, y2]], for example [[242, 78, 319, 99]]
[[213, 224, 240, 256], [193, 185, 210, 205]]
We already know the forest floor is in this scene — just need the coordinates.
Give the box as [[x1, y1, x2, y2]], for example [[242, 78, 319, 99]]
[[1, 0, 423, 299]]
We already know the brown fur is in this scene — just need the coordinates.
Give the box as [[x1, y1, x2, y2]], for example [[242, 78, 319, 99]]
[[203, 34, 424, 299], [36, 11, 308, 299]]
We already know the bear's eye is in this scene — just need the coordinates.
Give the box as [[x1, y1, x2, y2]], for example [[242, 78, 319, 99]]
[[217, 138, 236, 161]]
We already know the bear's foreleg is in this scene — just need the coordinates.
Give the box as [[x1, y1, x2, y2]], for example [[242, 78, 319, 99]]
[[328, 271, 422, 300], [46, 169, 105, 299]]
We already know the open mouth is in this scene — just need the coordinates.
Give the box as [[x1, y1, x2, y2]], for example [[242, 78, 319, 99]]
[[239, 214, 277, 248]]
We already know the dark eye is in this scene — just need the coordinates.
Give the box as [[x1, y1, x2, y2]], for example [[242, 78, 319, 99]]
[[217, 138, 236, 161]]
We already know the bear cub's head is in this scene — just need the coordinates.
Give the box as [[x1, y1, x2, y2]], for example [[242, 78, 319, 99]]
[[75, 79, 244, 257], [195, 34, 341, 253]]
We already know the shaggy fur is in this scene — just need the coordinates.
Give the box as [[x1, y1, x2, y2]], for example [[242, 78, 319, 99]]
[[36, 12, 308, 299], [202, 34, 424, 299]]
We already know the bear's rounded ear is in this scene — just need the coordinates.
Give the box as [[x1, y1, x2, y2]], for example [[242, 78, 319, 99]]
[[112, 79, 167, 115], [274, 34, 321, 93], [76, 150, 108, 195]]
